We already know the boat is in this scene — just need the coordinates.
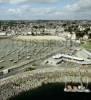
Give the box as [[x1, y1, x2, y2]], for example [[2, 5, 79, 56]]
[[64, 85, 90, 93], [26, 56, 30, 59], [64, 69, 91, 93]]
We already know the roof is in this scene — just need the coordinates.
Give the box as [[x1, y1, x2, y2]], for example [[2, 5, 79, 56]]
[[53, 53, 84, 61]]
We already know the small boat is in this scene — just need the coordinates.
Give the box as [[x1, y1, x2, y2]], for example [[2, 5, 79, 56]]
[[13, 61, 17, 63], [64, 85, 90, 93], [9, 59, 14, 61], [77, 85, 90, 93], [0, 60, 5, 63], [26, 56, 30, 59]]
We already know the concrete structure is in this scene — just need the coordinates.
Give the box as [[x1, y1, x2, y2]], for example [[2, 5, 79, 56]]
[[44, 53, 91, 66]]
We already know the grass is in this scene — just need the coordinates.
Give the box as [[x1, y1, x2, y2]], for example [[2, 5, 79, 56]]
[[81, 41, 91, 51]]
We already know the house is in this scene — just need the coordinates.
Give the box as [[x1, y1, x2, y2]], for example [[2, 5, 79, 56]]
[[44, 28, 56, 35], [83, 35, 88, 40], [0, 31, 6, 36], [78, 25, 85, 31], [27, 31, 32, 35], [71, 33, 76, 40]]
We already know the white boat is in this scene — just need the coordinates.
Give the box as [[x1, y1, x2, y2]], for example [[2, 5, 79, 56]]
[[26, 56, 30, 59], [64, 85, 90, 93], [77, 86, 90, 93]]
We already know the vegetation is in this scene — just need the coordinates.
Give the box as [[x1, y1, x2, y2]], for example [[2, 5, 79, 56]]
[[81, 41, 91, 50], [0, 20, 91, 39], [0, 67, 91, 100]]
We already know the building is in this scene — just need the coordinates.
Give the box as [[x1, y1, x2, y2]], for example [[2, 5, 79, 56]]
[[0, 31, 6, 36]]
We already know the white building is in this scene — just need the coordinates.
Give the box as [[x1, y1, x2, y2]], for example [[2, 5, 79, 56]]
[[78, 25, 85, 31], [27, 31, 32, 35], [44, 28, 56, 35], [83, 35, 88, 40], [0, 32, 6, 36], [71, 33, 76, 40]]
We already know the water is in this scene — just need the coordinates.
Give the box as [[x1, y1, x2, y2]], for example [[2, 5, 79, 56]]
[[0, 38, 65, 71], [9, 83, 91, 100]]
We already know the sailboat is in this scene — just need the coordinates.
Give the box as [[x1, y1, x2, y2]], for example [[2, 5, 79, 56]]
[[76, 76, 90, 93], [77, 65, 90, 93], [64, 73, 90, 93]]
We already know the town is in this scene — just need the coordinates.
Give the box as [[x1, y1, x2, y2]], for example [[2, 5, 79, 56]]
[[0, 20, 91, 40], [0, 20, 91, 99], [1, 0, 91, 99]]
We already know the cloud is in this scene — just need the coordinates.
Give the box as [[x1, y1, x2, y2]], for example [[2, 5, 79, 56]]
[[0, 0, 60, 4], [0, 0, 91, 20], [8, 8, 21, 14], [59, 0, 91, 19], [65, 0, 91, 12], [8, 6, 57, 16]]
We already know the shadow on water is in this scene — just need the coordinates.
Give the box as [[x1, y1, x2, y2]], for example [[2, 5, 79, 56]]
[[9, 82, 91, 100]]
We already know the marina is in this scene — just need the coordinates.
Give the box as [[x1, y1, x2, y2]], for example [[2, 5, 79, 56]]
[[0, 19, 91, 99]]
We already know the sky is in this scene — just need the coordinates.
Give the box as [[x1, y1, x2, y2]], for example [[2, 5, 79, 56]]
[[0, 0, 91, 20]]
